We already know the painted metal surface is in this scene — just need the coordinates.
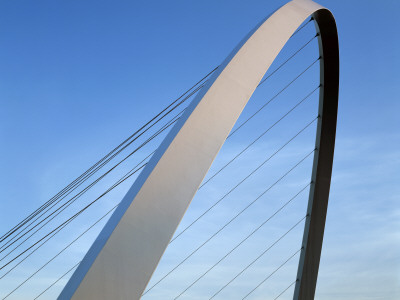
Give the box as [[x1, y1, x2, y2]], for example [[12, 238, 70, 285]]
[[58, 1, 338, 299], [293, 8, 339, 300]]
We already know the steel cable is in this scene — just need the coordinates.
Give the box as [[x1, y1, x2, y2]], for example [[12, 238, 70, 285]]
[[2, 33, 317, 248], [1, 51, 319, 264], [0, 111, 184, 263], [33, 261, 80, 300], [0, 68, 216, 245], [170, 117, 318, 244], [4, 24, 318, 297], [0, 86, 198, 252], [2, 22, 316, 246], [228, 56, 320, 139], [143, 147, 315, 296], [200, 85, 319, 189], [0, 161, 147, 272], [175, 202, 308, 299], [273, 280, 297, 300], [242, 249, 302, 299], [0, 155, 149, 279], [1, 206, 117, 299], [1, 87, 318, 289]]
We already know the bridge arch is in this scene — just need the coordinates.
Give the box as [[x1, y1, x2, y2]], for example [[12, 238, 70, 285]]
[[59, 1, 339, 299]]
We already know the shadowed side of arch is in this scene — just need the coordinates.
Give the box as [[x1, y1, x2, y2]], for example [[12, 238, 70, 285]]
[[58, 1, 338, 299], [293, 8, 339, 300]]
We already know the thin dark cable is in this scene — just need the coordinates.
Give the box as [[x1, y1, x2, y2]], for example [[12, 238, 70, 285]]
[[1, 206, 118, 298], [0, 84, 196, 251], [4, 52, 318, 290], [242, 249, 302, 299], [2, 34, 316, 244], [4, 36, 317, 246], [143, 148, 315, 296], [5, 67, 216, 241], [1, 112, 181, 283], [0, 215, 70, 281], [0, 163, 144, 279], [0, 162, 146, 272], [257, 33, 318, 87], [200, 86, 319, 188], [0, 157, 143, 279], [175, 202, 308, 299], [273, 280, 297, 300], [0, 111, 183, 258], [4, 106, 175, 286], [291, 17, 313, 37], [1, 24, 315, 243], [209, 219, 306, 299], [228, 56, 320, 138], [170, 117, 318, 244], [33, 261, 80, 300], [0, 159, 144, 280], [0, 84, 202, 246], [0, 68, 216, 245], [4, 76, 316, 289], [2, 23, 319, 294], [0, 147, 151, 261]]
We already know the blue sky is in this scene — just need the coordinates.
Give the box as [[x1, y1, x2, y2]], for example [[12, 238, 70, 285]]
[[0, 0, 399, 299]]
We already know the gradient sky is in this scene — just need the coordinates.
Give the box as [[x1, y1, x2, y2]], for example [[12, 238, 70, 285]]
[[0, 0, 399, 299]]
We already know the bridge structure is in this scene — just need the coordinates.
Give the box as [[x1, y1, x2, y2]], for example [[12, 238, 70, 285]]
[[0, 0, 338, 299]]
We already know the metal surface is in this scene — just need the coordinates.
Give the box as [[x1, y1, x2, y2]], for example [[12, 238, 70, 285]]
[[293, 9, 339, 300], [58, 1, 339, 299]]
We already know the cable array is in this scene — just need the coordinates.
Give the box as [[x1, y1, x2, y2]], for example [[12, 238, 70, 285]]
[[171, 115, 318, 244], [273, 280, 297, 300], [1, 18, 319, 299], [0, 110, 182, 264], [0, 109, 188, 271], [174, 210, 308, 299], [0, 67, 216, 246], [143, 147, 315, 296], [241, 248, 302, 299], [33, 262, 80, 300]]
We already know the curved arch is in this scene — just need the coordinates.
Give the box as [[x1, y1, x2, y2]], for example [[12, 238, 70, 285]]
[[58, 1, 339, 299]]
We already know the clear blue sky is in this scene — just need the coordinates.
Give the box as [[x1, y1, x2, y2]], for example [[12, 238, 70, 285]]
[[0, 0, 399, 299]]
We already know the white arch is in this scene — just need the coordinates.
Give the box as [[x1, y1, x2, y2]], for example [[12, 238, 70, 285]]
[[58, 1, 338, 299]]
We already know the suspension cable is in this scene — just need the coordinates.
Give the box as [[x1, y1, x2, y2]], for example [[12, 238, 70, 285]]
[[209, 221, 306, 298], [291, 17, 313, 37], [2, 33, 317, 247], [2, 25, 319, 297], [228, 56, 320, 138], [2, 84, 318, 291], [170, 117, 318, 244], [0, 85, 197, 251], [174, 202, 308, 299], [33, 261, 80, 300], [242, 248, 302, 299], [3, 56, 319, 265], [273, 280, 297, 300], [0, 109, 184, 276], [2, 22, 317, 246], [0, 111, 183, 261], [14, 52, 320, 252], [0, 155, 148, 279], [3, 109, 180, 291], [200, 85, 319, 189], [143, 148, 315, 296], [1, 107, 187, 278], [1, 206, 118, 299], [0, 68, 215, 245], [258, 33, 318, 87], [0, 159, 148, 272]]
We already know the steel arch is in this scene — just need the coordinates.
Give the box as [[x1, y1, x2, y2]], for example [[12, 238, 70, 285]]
[[58, 0, 339, 299]]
